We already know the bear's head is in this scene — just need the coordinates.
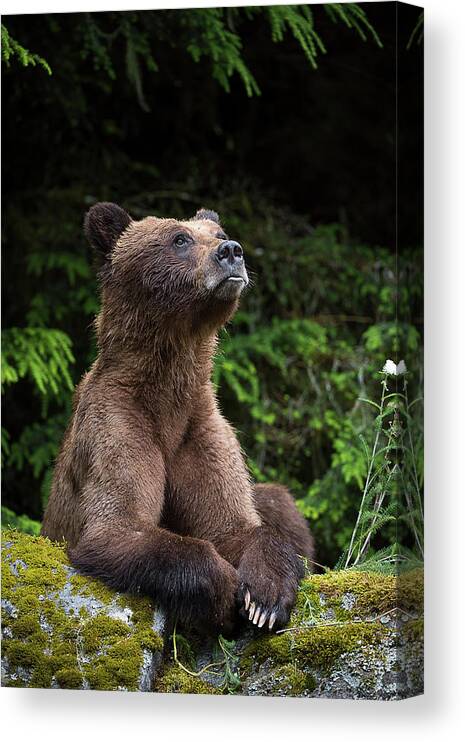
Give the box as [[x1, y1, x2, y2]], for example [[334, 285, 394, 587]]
[[84, 202, 249, 334]]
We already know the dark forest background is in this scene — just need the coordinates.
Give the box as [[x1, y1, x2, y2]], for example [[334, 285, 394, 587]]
[[1, 3, 423, 568]]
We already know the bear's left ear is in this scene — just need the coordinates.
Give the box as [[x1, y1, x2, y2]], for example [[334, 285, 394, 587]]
[[192, 208, 220, 224], [84, 202, 132, 265]]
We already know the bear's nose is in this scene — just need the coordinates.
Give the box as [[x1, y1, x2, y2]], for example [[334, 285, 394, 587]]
[[216, 240, 244, 266]]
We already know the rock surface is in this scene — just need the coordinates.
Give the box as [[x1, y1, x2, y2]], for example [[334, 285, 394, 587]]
[[1, 530, 165, 691], [235, 569, 424, 700], [1, 530, 423, 699]]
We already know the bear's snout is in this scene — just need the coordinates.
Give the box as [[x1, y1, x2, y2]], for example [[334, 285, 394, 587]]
[[216, 240, 244, 267], [205, 239, 248, 301]]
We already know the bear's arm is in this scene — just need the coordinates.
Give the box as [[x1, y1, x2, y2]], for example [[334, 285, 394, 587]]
[[167, 404, 312, 631], [66, 414, 238, 631], [69, 517, 237, 630]]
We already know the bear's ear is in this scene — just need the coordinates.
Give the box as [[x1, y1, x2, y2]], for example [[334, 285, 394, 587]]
[[192, 208, 220, 224], [84, 202, 132, 264]]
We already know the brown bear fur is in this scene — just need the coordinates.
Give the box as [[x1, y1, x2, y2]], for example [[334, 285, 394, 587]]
[[41, 203, 314, 633]]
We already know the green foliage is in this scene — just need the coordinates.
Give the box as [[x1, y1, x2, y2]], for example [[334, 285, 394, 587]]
[[6, 414, 68, 509], [184, 8, 260, 97], [1, 328, 74, 397], [1, 328, 74, 509], [185, 3, 382, 93], [267, 5, 326, 69], [266, 3, 381, 70], [170, 625, 241, 694], [80, 12, 159, 111], [338, 363, 424, 573], [11, 4, 382, 109], [208, 200, 422, 563], [1, 506, 41, 535], [122, 16, 158, 112], [407, 11, 424, 50], [2, 188, 422, 565], [179, 3, 382, 95], [324, 3, 382, 45], [1, 24, 51, 74]]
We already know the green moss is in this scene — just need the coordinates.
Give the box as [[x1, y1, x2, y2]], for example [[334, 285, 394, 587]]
[[69, 572, 121, 606], [5, 614, 38, 637], [2, 529, 163, 691], [155, 666, 220, 695], [3, 639, 39, 667], [403, 617, 424, 642], [296, 569, 423, 619], [86, 650, 145, 691], [55, 668, 83, 689], [137, 628, 164, 652], [6, 678, 29, 688], [10, 592, 40, 614], [2, 529, 422, 695], [242, 621, 383, 676], [81, 614, 131, 653], [239, 568, 423, 694], [173, 632, 198, 669], [397, 569, 424, 613], [270, 663, 316, 696]]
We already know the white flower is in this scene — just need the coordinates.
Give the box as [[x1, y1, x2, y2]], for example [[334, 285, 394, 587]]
[[382, 359, 397, 375], [382, 359, 407, 376]]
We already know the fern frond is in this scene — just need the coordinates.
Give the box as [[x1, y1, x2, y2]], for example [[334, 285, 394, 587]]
[[407, 11, 424, 50], [1, 24, 51, 74], [26, 251, 92, 286], [267, 5, 326, 69], [186, 8, 260, 97], [1, 328, 74, 397], [324, 4, 382, 47]]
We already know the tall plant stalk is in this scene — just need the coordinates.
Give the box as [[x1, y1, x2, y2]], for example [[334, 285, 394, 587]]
[[342, 360, 423, 572], [344, 375, 387, 568]]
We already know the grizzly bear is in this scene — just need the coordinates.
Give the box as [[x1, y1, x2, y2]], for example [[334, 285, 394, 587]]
[[41, 203, 314, 633]]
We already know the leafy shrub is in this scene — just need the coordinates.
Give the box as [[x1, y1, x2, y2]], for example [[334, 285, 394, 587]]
[[1, 506, 41, 535]]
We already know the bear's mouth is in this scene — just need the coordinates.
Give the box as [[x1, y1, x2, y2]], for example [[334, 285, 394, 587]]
[[216, 274, 247, 287], [222, 276, 245, 285], [213, 274, 248, 300]]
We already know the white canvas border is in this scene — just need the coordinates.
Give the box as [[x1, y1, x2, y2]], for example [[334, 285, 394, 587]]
[[1, 1, 464, 740]]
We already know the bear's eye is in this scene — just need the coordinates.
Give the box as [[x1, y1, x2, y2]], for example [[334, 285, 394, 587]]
[[173, 234, 190, 249]]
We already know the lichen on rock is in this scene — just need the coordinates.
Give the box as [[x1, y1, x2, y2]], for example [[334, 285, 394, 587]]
[[154, 665, 221, 695], [238, 569, 424, 699], [1, 530, 423, 699], [1, 529, 165, 691], [153, 568, 423, 700]]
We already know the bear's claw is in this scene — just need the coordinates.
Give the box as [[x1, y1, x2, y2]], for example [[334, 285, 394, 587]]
[[252, 604, 261, 625], [243, 600, 276, 630]]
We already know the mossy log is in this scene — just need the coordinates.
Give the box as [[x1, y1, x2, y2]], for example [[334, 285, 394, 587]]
[[1, 531, 423, 699]]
